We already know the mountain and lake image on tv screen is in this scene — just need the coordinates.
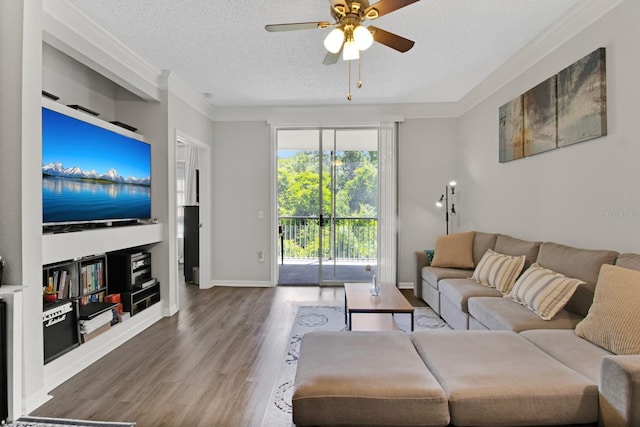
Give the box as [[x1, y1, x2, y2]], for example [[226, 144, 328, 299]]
[[42, 107, 151, 225]]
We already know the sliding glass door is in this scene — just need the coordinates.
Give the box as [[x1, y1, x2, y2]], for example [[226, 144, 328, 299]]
[[277, 127, 378, 285]]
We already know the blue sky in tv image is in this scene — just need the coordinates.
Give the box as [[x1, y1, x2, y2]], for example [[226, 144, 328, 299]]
[[42, 107, 150, 180]]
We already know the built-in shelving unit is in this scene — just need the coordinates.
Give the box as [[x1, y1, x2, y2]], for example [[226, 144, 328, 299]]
[[42, 224, 162, 265], [41, 223, 163, 389]]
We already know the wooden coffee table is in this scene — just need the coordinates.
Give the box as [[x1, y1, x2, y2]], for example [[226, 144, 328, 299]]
[[344, 282, 414, 331]]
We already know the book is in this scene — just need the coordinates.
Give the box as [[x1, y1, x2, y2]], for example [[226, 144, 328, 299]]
[[58, 270, 67, 299]]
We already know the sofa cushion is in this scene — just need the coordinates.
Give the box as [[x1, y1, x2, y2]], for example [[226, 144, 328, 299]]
[[508, 263, 584, 320], [468, 297, 583, 332], [439, 279, 502, 313], [616, 253, 640, 270], [421, 266, 471, 290], [470, 249, 525, 294], [471, 231, 499, 266], [411, 330, 598, 426], [494, 234, 541, 269], [431, 231, 475, 269], [536, 242, 619, 317], [575, 265, 640, 355], [293, 331, 450, 427], [520, 329, 612, 383]]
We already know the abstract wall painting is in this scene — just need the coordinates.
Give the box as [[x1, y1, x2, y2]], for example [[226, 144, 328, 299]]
[[524, 76, 557, 157], [498, 48, 607, 163], [499, 95, 524, 163], [557, 47, 607, 147]]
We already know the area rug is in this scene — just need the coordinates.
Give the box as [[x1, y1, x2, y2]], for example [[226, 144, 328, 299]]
[[260, 305, 448, 427], [9, 417, 135, 427]]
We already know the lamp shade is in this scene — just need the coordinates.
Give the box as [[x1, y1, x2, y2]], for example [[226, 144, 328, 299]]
[[353, 25, 373, 51], [342, 40, 360, 60], [324, 28, 344, 53]]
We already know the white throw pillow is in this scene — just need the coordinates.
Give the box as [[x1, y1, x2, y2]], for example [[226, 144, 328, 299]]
[[508, 263, 584, 320], [470, 249, 526, 294]]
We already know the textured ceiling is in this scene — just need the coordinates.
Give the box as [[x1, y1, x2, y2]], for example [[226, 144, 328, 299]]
[[67, 0, 580, 107]]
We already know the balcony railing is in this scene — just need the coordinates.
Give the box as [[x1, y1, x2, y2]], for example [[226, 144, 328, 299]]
[[279, 216, 377, 261]]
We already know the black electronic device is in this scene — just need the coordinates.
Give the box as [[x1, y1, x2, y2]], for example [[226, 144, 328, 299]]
[[42, 101, 151, 229], [107, 250, 152, 292], [43, 299, 80, 364]]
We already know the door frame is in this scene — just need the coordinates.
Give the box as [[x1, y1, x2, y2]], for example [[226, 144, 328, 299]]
[[176, 130, 211, 290]]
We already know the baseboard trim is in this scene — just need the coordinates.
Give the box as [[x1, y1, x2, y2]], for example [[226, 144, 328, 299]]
[[398, 282, 414, 290], [210, 280, 274, 288]]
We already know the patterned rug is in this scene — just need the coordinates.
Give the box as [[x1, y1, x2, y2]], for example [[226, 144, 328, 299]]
[[260, 305, 447, 427], [8, 417, 135, 427]]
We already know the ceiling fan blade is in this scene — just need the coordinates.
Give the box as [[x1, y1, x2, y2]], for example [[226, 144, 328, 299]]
[[369, 26, 415, 52], [265, 22, 331, 32], [323, 50, 341, 65], [364, 0, 420, 19]]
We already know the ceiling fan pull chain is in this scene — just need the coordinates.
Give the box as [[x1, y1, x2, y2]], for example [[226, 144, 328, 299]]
[[357, 55, 363, 89], [347, 59, 352, 101]]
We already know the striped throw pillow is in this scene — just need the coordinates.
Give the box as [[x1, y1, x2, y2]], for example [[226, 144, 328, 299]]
[[470, 249, 526, 294], [508, 263, 585, 320]]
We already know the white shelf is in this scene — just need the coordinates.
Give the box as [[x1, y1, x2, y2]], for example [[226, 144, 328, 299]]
[[0, 285, 25, 295], [42, 223, 162, 264]]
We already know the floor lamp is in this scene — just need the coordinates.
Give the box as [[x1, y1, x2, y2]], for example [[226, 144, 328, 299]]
[[436, 181, 457, 235]]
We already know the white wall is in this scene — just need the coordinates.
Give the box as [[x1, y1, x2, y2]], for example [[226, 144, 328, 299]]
[[211, 121, 271, 285], [458, 0, 640, 253], [42, 43, 117, 119], [397, 118, 458, 285]]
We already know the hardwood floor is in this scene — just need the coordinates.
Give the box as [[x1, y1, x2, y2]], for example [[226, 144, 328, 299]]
[[32, 284, 421, 426]]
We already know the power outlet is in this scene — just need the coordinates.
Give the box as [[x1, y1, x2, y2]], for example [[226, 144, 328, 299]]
[[257, 249, 265, 263]]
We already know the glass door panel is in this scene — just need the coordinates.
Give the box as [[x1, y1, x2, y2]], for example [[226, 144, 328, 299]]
[[322, 129, 379, 284], [277, 129, 321, 285]]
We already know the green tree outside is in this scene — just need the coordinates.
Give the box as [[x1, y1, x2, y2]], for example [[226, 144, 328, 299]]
[[278, 150, 377, 259]]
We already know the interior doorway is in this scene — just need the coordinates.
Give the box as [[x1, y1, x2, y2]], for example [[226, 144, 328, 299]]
[[175, 132, 211, 290], [276, 127, 378, 286]]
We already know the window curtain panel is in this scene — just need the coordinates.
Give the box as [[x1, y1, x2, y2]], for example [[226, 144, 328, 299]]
[[377, 122, 398, 285], [184, 143, 199, 206]]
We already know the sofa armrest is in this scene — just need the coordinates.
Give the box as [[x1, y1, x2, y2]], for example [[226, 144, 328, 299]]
[[414, 251, 430, 299], [599, 355, 640, 427]]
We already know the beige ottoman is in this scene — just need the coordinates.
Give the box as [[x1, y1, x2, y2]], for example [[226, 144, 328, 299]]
[[292, 331, 450, 427], [411, 330, 599, 427]]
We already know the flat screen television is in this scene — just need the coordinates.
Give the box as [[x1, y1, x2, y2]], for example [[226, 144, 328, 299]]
[[42, 99, 151, 228]]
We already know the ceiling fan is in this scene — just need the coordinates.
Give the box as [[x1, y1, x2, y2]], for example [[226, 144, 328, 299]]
[[265, 0, 421, 65]]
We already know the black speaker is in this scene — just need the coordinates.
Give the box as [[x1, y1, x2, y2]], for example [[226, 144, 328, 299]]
[[184, 205, 199, 283], [195, 169, 200, 204]]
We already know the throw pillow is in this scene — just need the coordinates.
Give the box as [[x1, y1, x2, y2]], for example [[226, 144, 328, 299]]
[[470, 249, 526, 294], [575, 264, 640, 355], [508, 263, 584, 320], [430, 231, 475, 269]]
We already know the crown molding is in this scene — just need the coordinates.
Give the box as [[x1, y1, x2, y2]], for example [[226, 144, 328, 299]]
[[456, 0, 625, 116], [42, 0, 162, 102], [160, 70, 215, 120], [209, 102, 459, 123]]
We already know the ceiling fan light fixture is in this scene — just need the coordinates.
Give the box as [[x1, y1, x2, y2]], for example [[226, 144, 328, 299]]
[[342, 40, 359, 60], [324, 27, 344, 53], [353, 25, 373, 51]]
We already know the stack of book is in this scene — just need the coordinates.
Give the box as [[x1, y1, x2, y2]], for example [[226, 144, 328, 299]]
[[78, 302, 118, 343]]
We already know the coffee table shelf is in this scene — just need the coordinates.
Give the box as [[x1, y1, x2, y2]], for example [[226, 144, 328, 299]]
[[344, 282, 414, 331]]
